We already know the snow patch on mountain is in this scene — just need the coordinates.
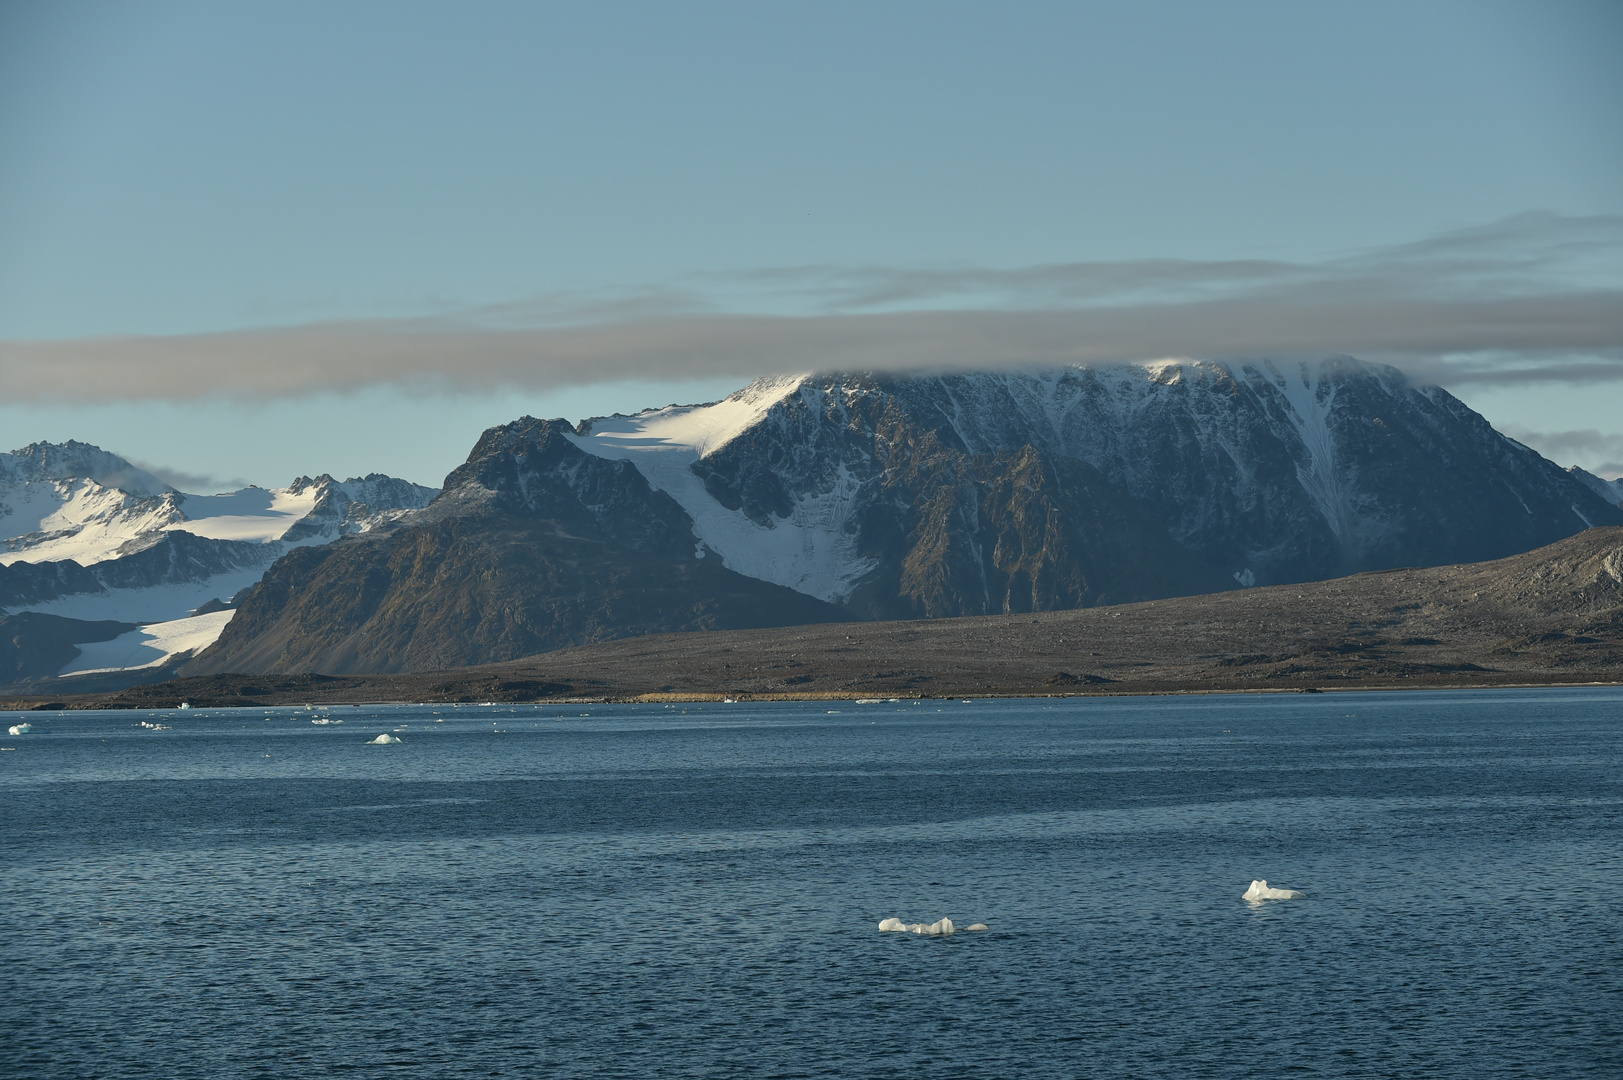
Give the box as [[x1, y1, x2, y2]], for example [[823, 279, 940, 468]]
[[1263, 359, 1350, 540], [567, 376, 881, 603], [165, 486, 324, 543], [577, 375, 808, 457], [57, 609, 236, 676]]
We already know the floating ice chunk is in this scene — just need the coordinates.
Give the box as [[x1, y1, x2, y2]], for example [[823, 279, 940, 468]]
[[1243, 879, 1304, 901], [311, 717, 342, 725], [877, 917, 957, 935], [367, 733, 402, 745], [8, 723, 32, 735], [965, 923, 989, 931]]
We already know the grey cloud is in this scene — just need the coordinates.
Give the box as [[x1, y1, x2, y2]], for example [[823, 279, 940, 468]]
[[129, 460, 252, 494], [2, 213, 1621, 402], [1501, 428, 1623, 479], [727, 212, 1623, 312]]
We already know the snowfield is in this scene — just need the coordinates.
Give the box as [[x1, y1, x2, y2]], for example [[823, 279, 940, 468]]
[[164, 486, 324, 543], [58, 610, 236, 676]]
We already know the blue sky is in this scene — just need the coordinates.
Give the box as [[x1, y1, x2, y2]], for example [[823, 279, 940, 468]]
[[2, 0, 1620, 487]]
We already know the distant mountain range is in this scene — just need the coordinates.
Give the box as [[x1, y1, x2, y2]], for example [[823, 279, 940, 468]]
[[4, 357, 1621, 687], [0, 441, 435, 683]]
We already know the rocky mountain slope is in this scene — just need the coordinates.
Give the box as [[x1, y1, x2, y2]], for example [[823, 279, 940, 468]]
[[185, 418, 846, 675], [1570, 467, 1623, 509], [181, 357, 1620, 677], [64, 525, 1623, 708]]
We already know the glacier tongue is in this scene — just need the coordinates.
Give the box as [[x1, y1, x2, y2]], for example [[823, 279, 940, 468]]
[[567, 375, 880, 604]]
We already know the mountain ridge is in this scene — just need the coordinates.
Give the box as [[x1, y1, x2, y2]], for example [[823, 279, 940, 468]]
[[184, 357, 1622, 676]]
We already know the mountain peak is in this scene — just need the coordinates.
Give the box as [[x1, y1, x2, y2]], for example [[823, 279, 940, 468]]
[[2, 440, 173, 497]]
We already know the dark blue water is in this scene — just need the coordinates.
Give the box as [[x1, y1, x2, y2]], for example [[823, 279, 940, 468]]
[[2, 689, 1620, 1078]]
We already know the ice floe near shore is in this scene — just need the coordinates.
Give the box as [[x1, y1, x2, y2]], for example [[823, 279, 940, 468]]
[[1243, 879, 1304, 901], [878, 917, 989, 935], [367, 733, 402, 745]]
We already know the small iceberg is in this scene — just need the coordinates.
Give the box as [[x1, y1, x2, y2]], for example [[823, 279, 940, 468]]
[[311, 717, 342, 725], [367, 733, 403, 745], [8, 723, 32, 735], [878, 917, 987, 936], [1243, 879, 1304, 901]]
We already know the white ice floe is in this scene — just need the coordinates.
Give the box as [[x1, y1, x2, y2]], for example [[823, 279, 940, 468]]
[[367, 733, 402, 745], [1243, 879, 1304, 901], [877, 917, 987, 935], [8, 723, 32, 735]]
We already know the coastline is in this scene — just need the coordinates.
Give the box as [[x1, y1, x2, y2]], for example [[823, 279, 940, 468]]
[[5, 673, 1619, 712]]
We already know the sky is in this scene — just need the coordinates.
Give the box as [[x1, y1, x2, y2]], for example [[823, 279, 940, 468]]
[[1, 0, 1620, 489]]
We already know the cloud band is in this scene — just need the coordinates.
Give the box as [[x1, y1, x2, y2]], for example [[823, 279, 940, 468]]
[[3, 213, 1620, 401]]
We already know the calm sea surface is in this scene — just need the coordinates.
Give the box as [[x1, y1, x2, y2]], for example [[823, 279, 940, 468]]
[[2, 689, 1620, 1078]]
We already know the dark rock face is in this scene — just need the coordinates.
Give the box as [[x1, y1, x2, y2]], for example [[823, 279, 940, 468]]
[[187, 419, 848, 675], [0, 612, 134, 684], [844, 437, 1231, 619], [688, 376, 1232, 619]]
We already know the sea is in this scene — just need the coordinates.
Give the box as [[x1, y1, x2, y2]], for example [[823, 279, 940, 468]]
[[2, 688, 1619, 1079]]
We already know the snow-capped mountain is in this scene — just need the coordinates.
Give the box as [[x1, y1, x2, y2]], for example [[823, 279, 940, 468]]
[[189, 356, 1623, 677], [568, 358, 1619, 606], [0, 442, 437, 683]]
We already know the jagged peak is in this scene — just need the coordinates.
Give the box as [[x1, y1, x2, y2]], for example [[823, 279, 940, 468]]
[[1, 440, 173, 497]]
